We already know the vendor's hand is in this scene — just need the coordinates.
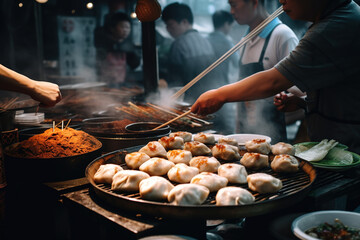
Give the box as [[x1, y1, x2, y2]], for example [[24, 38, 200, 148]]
[[191, 89, 225, 115], [31, 81, 62, 107], [274, 91, 305, 112]]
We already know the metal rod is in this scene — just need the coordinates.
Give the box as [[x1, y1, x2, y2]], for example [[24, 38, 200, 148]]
[[141, 21, 159, 95]]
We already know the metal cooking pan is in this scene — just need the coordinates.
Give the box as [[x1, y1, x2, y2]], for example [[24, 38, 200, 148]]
[[4, 141, 102, 184], [82, 117, 170, 138], [125, 122, 170, 136], [86, 146, 316, 220]]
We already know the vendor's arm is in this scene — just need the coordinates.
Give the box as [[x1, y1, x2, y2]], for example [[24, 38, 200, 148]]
[[191, 67, 293, 115], [0, 64, 62, 107]]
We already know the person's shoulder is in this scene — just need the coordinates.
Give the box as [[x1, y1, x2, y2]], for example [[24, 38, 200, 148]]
[[308, 3, 360, 41], [333, 1, 360, 21], [207, 31, 230, 43], [317, 2, 360, 30], [272, 24, 298, 39], [270, 24, 299, 46]]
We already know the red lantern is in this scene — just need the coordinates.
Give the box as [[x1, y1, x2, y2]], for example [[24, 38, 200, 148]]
[[135, 0, 162, 22]]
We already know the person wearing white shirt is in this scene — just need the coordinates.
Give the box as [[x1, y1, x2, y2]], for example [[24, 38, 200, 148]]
[[232, 0, 299, 143]]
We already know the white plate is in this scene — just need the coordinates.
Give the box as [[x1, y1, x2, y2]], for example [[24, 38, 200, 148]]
[[292, 210, 360, 240], [226, 134, 271, 145]]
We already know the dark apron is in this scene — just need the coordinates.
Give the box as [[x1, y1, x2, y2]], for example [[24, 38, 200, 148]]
[[304, 0, 360, 153], [306, 91, 360, 153], [237, 23, 287, 143]]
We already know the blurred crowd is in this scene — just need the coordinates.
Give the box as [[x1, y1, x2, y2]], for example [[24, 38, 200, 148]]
[[91, 0, 312, 140]]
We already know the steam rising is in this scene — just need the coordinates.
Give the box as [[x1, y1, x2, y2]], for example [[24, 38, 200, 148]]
[[145, 88, 181, 109]]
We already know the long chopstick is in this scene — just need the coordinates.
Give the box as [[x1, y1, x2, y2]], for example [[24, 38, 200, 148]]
[[147, 102, 211, 125], [171, 7, 284, 100], [2, 97, 19, 110], [152, 110, 192, 130]]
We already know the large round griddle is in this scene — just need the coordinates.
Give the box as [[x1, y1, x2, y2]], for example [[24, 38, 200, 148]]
[[86, 145, 316, 220]]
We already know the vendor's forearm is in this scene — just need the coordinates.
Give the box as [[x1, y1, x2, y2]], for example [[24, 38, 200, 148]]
[[218, 68, 293, 103], [0, 64, 36, 94]]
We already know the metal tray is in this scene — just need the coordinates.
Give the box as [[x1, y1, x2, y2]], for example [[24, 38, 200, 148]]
[[86, 146, 316, 220], [4, 141, 102, 183]]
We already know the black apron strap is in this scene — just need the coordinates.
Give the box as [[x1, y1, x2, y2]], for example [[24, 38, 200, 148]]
[[239, 42, 247, 63], [258, 22, 281, 63]]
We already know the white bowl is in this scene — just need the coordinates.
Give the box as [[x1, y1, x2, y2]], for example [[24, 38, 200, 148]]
[[292, 210, 360, 240], [226, 134, 271, 145]]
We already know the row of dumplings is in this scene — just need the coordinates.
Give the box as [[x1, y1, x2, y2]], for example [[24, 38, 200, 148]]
[[93, 132, 299, 206], [139, 131, 299, 172], [147, 132, 241, 162], [94, 163, 281, 206], [132, 135, 299, 175]]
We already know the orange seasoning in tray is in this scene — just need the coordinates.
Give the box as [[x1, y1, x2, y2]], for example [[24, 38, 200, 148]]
[[8, 127, 101, 158]]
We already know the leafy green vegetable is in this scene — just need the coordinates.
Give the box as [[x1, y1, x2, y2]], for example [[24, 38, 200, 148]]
[[294, 141, 354, 166], [319, 148, 353, 165], [295, 139, 338, 162]]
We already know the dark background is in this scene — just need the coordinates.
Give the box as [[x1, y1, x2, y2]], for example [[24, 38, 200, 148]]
[[0, 0, 136, 80]]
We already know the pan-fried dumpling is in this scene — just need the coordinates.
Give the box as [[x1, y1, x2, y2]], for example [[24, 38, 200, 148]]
[[240, 152, 269, 170], [111, 170, 150, 192], [139, 176, 174, 201], [247, 173, 282, 194], [218, 137, 239, 147], [189, 156, 220, 173], [191, 172, 228, 192], [167, 163, 199, 183], [212, 143, 241, 161], [245, 139, 271, 154], [125, 152, 151, 169], [184, 141, 211, 156], [271, 154, 299, 173], [271, 142, 295, 156], [169, 131, 192, 142], [193, 132, 216, 145], [167, 184, 210, 205], [218, 163, 247, 184], [139, 141, 167, 158], [216, 187, 255, 206], [166, 149, 192, 164], [139, 157, 175, 176], [94, 164, 123, 184], [158, 136, 184, 150]]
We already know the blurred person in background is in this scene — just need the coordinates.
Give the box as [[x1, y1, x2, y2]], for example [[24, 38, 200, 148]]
[[94, 12, 141, 88], [161, 2, 235, 134], [191, 0, 360, 153], [161, 2, 225, 102], [0, 64, 61, 107], [207, 10, 240, 85], [231, 0, 299, 143]]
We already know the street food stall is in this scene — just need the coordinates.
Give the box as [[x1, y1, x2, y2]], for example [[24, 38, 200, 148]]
[[1, 0, 360, 240]]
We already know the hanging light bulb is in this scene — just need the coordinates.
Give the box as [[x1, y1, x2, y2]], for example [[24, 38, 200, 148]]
[[130, 12, 137, 19], [86, 2, 94, 9], [35, 0, 48, 3]]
